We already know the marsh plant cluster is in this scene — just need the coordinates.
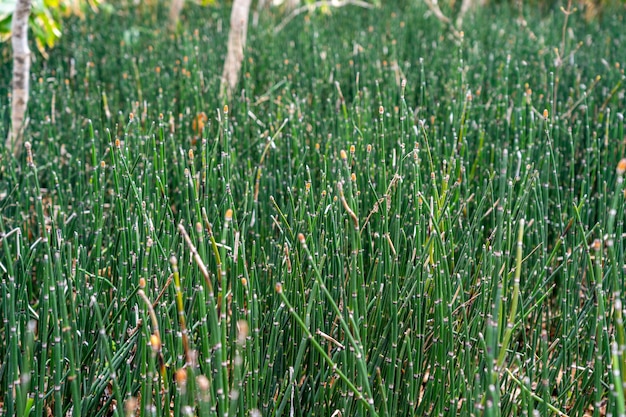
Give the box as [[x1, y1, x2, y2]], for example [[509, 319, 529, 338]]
[[1, 2, 626, 416]]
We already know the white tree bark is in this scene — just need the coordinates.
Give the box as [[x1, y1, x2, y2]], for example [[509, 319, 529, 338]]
[[6, 0, 32, 156], [220, 0, 252, 101], [168, 0, 185, 31], [284, 0, 300, 12], [252, 0, 268, 27]]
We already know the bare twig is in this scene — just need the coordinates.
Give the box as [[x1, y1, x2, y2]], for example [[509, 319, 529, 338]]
[[337, 181, 359, 230], [552, 0, 577, 121], [558, 0, 577, 66], [274, 0, 374, 34], [599, 76, 623, 115], [455, 0, 474, 28], [178, 222, 213, 293], [562, 75, 601, 119], [316, 329, 345, 350], [423, 0, 462, 38]]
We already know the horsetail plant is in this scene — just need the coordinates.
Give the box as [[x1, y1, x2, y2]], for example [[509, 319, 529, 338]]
[[1, 2, 626, 416]]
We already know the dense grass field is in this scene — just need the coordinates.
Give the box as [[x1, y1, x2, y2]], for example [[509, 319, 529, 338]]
[[2, 1, 626, 415]]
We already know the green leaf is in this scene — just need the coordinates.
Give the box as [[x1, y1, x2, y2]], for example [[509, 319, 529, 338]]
[[22, 397, 35, 417], [0, 15, 11, 35]]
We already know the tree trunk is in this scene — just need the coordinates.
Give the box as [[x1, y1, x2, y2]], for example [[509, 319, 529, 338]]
[[220, 0, 252, 101], [6, 0, 32, 156], [252, 0, 268, 27], [168, 0, 185, 31], [285, 0, 300, 12]]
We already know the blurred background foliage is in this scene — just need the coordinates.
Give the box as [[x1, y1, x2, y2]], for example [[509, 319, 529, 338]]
[[0, 0, 624, 58], [0, 0, 106, 56]]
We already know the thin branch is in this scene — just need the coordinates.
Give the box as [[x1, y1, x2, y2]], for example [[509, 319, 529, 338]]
[[562, 74, 601, 119], [274, 0, 374, 34], [558, 0, 577, 64], [423, 0, 461, 38], [455, 0, 473, 28]]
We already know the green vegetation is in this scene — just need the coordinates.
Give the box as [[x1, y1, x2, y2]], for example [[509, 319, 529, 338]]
[[0, 0, 107, 56], [1, 2, 626, 416]]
